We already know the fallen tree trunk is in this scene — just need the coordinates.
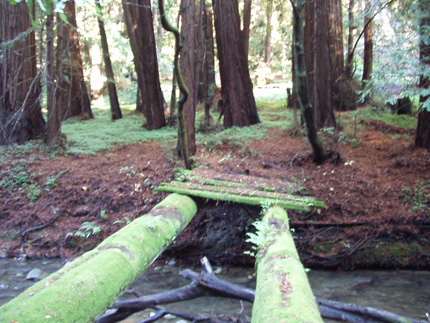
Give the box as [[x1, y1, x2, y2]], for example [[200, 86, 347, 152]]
[[0, 193, 197, 323], [251, 206, 324, 322]]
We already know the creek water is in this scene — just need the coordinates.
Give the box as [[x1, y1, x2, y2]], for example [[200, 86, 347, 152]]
[[0, 258, 429, 322]]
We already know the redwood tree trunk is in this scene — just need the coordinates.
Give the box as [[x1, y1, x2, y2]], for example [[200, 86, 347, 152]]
[[362, 0, 373, 85], [345, 0, 355, 79], [0, 1, 45, 145], [241, 0, 252, 59], [203, 3, 216, 128], [95, 0, 122, 121], [305, 0, 335, 129], [122, 0, 166, 130], [46, 6, 61, 143], [314, 0, 335, 129], [179, 0, 197, 155], [213, 0, 260, 128], [292, 0, 325, 164], [264, 0, 273, 65], [56, 0, 93, 120], [415, 0, 430, 148]]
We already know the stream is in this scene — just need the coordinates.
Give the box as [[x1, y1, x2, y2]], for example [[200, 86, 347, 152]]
[[0, 258, 429, 322]]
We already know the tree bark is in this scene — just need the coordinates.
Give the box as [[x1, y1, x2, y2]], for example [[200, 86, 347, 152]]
[[415, 0, 430, 148], [0, 194, 198, 323], [203, 2, 216, 128], [242, 0, 252, 59], [345, 0, 355, 79], [122, 0, 166, 130], [362, 0, 373, 86], [252, 206, 323, 323], [328, 0, 344, 85], [292, 0, 326, 164], [95, 0, 122, 121], [179, 0, 197, 155], [213, 0, 260, 128], [313, 0, 335, 129], [56, 0, 93, 120], [0, 0, 45, 145], [264, 0, 273, 65], [46, 5, 61, 143], [159, 0, 192, 170]]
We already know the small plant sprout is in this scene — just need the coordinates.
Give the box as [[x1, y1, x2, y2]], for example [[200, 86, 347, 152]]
[[67, 221, 101, 239], [244, 220, 273, 259]]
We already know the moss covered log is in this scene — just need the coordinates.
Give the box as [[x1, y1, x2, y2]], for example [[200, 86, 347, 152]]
[[251, 207, 323, 323], [0, 193, 197, 323]]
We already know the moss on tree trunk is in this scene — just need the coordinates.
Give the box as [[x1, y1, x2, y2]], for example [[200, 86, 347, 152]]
[[251, 206, 323, 323], [0, 194, 197, 323]]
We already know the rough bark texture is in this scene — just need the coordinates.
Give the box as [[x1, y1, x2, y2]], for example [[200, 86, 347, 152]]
[[362, 0, 373, 85], [0, 194, 197, 323], [415, 0, 430, 148], [345, 0, 355, 79], [122, 0, 166, 130], [293, 0, 326, 164], [264, 0, 273, 65], [46, 7, 61, 143], [56, 0, 93, 120], [328, 0, 344, 85], [213, 0, 260, 128], [204, 3, 216, 128], [179, 0, 197, 155], [251, 206, 323, 323], [95, 0, 122, 121], [242, 0, 252, 59], [0, 0, 46, 145], [313, 0, 335, 128]]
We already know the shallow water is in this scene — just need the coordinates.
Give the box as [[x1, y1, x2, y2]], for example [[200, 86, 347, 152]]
[[1, 259, 429, 322]]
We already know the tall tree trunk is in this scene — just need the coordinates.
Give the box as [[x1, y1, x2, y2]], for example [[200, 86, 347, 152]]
[[213, 0, 260, 128], [304, 0, 315, 103], [241, 0, 252, 59], [313, 0, 335, 129], [415, 0, 430, 148], [292, 0, 325, 164], [264, 0, 273, 65], [122, 0, 166, 130], [328, 0, 344, 85], [203, 2, 216, 128], [95, 0, 122, 121], [46, 5, 61, 143], [56, 0, 93, 120], [0, 0, 45, 145], [362, 0, 373, 86], [345, 0, 355, 79], [179, 0, 197, 155]]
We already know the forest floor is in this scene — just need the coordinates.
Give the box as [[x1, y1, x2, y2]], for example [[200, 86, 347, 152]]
[[1, 104, 429, 269]]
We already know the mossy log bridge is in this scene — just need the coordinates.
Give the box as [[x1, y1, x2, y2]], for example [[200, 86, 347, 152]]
[[0, 170, 326, 323]]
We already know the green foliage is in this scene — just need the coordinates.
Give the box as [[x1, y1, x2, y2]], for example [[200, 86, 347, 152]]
[[62, 105, 176, 155], [113, 216, 131, 225], [27, 184, 41, 202], [67, 221, 102, 239], [0, 159, 35, 191], [353, 107, 417, 129], [402, 181, 430, 213], [244, 220, 273, 259], [44, 169, 69, 191]]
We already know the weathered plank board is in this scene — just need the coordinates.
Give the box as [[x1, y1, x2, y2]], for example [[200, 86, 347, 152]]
[[158, 169, 326, 212]]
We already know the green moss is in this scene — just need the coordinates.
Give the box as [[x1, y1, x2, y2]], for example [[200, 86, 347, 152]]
[[0, 193, 197, 323], [252, 207, 323, 323]]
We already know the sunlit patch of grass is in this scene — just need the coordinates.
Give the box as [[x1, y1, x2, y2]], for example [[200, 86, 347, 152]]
[[351, 107, 417, 129], [62, 105, 176, 155]]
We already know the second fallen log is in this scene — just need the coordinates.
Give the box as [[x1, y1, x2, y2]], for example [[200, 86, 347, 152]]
[[251, 206, 323, 323]]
